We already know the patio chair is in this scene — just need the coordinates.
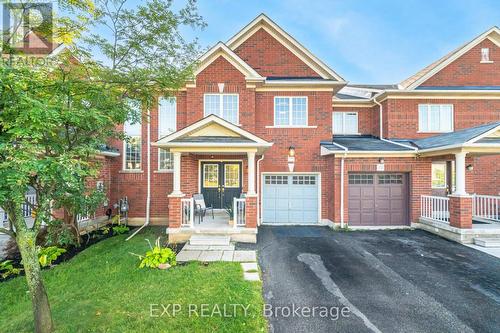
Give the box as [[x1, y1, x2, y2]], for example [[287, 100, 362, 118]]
[[193, 193, 214, 224]]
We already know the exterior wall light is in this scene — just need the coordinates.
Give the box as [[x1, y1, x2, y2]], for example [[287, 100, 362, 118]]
[[288, 146, 296, 172], [466, 164, 473, 171]]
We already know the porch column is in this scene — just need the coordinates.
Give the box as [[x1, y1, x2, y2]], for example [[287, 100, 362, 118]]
[[454, 151, 467, 196], [247, 151, 256, 196], [171, 151, 183, 196]]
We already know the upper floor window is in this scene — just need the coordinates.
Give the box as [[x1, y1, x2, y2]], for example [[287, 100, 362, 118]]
[[123, 101, 142, 170], [158, 97, 176, 171], [332, 112, 358, 134], [274, 96, 307, 126], [481, 48, 492, 63], [204, 94, 239, 124], [158, 97, 177, 138], [418, 104, 453, 133]]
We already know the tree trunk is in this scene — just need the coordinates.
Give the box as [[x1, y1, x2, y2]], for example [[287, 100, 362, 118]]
[[11, 210, 54, 333]]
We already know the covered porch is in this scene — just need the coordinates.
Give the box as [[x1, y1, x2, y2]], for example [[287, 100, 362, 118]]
[[416, 122, 500, 243], [153, 115, 272, 243]]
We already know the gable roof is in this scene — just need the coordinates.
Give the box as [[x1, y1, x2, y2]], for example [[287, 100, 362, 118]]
[[413, 122, 500, 150], [400, 26, 500, 90], [153, 114, 273, 148], [226, 13, 346, 82], [193, 42, 265, 82]]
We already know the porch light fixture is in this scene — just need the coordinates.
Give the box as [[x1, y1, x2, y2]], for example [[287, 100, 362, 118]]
[[288, 146, 296, 172], [466, 164, 473, 171]]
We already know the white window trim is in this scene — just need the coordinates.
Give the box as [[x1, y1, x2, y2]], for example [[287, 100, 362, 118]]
[[332, 111, 359, 135], [480, 48, 493, 63], [418, 104, 454, 133], [273, 96, 309, 127], [431, 162, 447, 189], [122, 136, 142, 172], [158, 148, 174, 172], [158, 97, 177, 172], [203, 93, 240, 125]]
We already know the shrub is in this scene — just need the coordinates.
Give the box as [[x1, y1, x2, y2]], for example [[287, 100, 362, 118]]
[[131, 238, 176, 269], [45, 219, 77, 247], [112, 225, 129, 235], [38, 246, 67, 267], [0, 260, 22, 279]]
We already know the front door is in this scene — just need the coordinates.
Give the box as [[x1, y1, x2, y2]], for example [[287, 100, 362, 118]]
[[201, 162, 242, 209]]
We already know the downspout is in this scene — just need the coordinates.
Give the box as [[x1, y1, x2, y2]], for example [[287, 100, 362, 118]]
[[340, 156, 345, 228], [256, 155, 265, 226], [373, 94, 383, 139], [126, 107, 151, 241]]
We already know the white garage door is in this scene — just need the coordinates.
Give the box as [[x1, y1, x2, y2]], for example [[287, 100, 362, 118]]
[[262, 174, 319, 224]]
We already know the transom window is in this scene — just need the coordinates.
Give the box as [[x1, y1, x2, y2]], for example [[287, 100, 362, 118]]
[[274, 97, 308, 126], [348, 174, 373, 185], [378, 174, 403, 184], [292, 175, 316, 185], [204, 94, 239, 124], [333, 112, 358, 134], [158, 97, 176, 171], [418, 104, 453, 133], [265, 175, 288, 185]]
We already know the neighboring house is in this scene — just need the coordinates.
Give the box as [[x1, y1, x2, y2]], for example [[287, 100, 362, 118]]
[[96, 14, 499, 243]]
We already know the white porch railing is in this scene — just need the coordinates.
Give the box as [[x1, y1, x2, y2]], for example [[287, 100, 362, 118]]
[[421, 195, 450, 223], [1, 192, 37, 228], [473, 194, 500, 222], [181, 198, 194, 227], [233, 198, 246, 228]]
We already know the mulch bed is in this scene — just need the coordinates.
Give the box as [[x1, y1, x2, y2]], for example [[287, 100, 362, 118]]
[[0, 226, 136, 283]]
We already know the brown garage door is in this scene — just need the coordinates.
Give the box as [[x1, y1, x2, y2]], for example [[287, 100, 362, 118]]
[[348, 173, 408, 226]]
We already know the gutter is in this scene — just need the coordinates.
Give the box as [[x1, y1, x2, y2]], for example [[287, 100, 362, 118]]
[[126, 108, 152, 241]]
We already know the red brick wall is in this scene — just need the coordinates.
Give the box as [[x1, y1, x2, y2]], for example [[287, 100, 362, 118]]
[[255, 91, 333, 219], [473, 156, 500, 195], [421, 39, 500, 87], [234, 28, 321, 78], [385, 98, 500, 139]]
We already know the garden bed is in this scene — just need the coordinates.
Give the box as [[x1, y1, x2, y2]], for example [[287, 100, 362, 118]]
[[0, 223, 140, 283]]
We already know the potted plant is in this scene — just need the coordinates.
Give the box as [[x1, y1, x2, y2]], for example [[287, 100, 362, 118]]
[[225, 205, 234, 226]]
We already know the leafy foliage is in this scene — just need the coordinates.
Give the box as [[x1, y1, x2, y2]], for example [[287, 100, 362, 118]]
[[0, 260, 22, 279], [45, 220, 77, 247], [132, 238, 176, 269], [38, 246, 67, 267], [112, 225, 129, 235]]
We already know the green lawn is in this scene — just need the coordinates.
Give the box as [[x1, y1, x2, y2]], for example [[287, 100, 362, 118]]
[[0, 229, 267, 333]]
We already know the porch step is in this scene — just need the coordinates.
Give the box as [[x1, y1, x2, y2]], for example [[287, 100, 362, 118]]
[[189, 235, 231, 246], [474, 238, 500, 248]]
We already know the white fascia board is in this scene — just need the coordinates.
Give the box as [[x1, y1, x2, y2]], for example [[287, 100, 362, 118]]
[[155, 115, 272, 146], [152, 142, 273, 148]]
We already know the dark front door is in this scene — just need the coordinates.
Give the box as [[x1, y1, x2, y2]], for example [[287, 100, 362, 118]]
[[201, 162, 242, 209]]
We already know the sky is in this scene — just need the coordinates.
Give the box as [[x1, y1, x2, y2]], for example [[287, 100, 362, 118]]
[[179, 0, 500, 84]]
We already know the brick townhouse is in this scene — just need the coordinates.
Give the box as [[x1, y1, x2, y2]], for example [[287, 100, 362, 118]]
[[95, 14, 499, 243]]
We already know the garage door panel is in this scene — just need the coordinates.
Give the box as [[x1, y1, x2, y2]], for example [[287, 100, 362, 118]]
[[349, 173, 408, 226], [263, 174, 319, 224]]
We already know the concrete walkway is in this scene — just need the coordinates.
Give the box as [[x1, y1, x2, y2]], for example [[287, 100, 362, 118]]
[[177, 244, 256, 262]]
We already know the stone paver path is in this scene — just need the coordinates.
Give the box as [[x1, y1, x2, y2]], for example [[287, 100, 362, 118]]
[[177, 248, 257, 263]]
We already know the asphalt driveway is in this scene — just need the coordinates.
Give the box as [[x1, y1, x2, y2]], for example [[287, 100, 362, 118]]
[[257, 227, 500, 333]]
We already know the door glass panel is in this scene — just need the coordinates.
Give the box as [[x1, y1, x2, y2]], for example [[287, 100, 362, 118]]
[[203, 164, 219, 188], [224, 164, 240, 188]]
